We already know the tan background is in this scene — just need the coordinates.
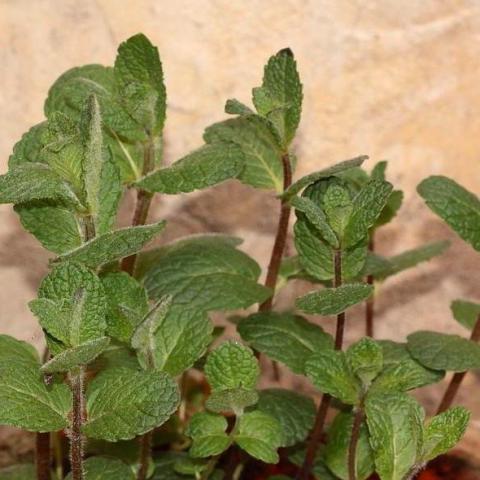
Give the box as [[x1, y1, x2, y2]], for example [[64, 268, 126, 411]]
[[0, 0, 480, 462]]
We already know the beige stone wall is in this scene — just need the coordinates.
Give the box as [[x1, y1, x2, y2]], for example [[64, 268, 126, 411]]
[[1, 0, 480, 451]]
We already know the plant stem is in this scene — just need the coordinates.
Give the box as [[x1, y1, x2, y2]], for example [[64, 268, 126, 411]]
[[347, 405, 365, 480], [200, 454, 220, 480], [436, 313, 480, 414], [365, 234, 375, 337], [121, 137, 156, 275], [137, 431, 153, 480], [297, 249, 345, 480], [69, 368, 85, 480], [35, 433, 51, 480]]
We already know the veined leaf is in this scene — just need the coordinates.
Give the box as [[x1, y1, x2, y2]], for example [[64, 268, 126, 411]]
[[451, 299, 480, 331], [347, 338, 383, 386], [206, 389, 259, 415], [186, 412, 230, 458], [418, 176, 480, 251], [65, 456, 135, 479], [0, 335, 39, 365], [237, 312, 333, 374], [8, 122, 47, 168]]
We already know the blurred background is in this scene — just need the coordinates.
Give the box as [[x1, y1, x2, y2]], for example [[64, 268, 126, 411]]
[[0, 0, 479, 466]]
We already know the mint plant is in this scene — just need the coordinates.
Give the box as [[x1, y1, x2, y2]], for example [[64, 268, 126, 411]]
[[0, 33, 475, 480]]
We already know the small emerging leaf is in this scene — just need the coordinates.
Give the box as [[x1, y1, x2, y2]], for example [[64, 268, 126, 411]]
[[347, 337, 383, 386]]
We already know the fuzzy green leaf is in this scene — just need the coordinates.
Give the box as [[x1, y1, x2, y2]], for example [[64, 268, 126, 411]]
[[9, 122, 47, 168], [56, 222, 165, 268], [225, 98, 254, 115], [84, 367, 179, 441], [0, 335, 39, 365], [255, 389, 316, 447], [365, 393, 424, 480], [237, 312, 333, 374], [205, 341, 259, 392], [376, 190, 403, 228], [324, 412, 374, 480], [252, 48, 302, 147], [206, 388, 259, 415], [114, 33, 166, 135], [186, 412, 230, 458], [347, 338, 383, 386], [407, 331, 480, 372], [66, 456, 135, 479], [234, 411, 283, 464], [296, 283, 373, 316], [305, 350, 361, 405], [136, 143, 244, 194], [138, 235, 270, 310], [451, 299, 480, 331], [418, 176, 480, 251]]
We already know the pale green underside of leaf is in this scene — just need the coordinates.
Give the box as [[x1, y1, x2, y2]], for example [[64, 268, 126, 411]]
[[136, 143, 244, 194], [186, 412, 230, 458], [206, 388, 259, 415], [296, 283, 373, 316], [56, 221, 166, 268], [417, 175, 480, 251], [138, 234, 270, 311], [237, 312, 333, 374], [451, 299, 480, 331], [84, 367, 179, 441], [407, 331, 480, 372], [65, 456, 135, 479]]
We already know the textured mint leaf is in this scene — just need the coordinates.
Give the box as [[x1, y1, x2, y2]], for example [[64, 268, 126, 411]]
[[65, 456, 135, 479], [90, 343, 140, 374], [0, 464, 35, 479], [41, 337, 110, 373], [204, 114, 283, 192], [138, 234, 270, 310], [305, 350, 361, 405], [343, 180, 393, 248], [114, 34, 166, 135], [418, 176, 480, 251], [136, 143, 244, 194], [234, 411, 283, 464], [186, 412, 230, 458], [205, 341, 259, 392], [225, 98, 254, 115], [420, 407, 469, 463], [375, 190, 403, 228], [291, 196, 338, 247], [0, 163, 81, 207], [29, 298, 72, 347], [84, 367, 179, 441], [407, 331, 480, 371], [0, 335, 39, 365], [255, 389, 316, 447], [206, 388, 259, 415], [8, 122, 47, 168], [252, 48, 302, 147], [451, 299, 480, 331], [101, 272, 149, 342], [321, 180, 354, 239], [56, 222, 165, 268], [282, 156, 368, 200], [324, 412, 374, 480], [237, 312, 333, 374], [296, 283, 373, 316], [365, 393, 424, 480], [346, 337, 383, 386]]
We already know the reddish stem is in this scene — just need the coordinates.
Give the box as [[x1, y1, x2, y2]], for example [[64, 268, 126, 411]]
[[35, 433, 51, 480], [137, 431, 153, 480], [69, 369, 85, 480]]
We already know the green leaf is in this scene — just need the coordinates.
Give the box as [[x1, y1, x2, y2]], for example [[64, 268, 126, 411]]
[[65, 456, 135, 479], [234, 411, 283, 464], [225, 98, 254, 115], [205, 341, 259, 391], [296, 283, 373, 316], [8, 122, 47, 168], [346, 338, 383, 386], [291, 196, 338, 247], [255, 389, 316, 447], [365, 393, 424, 480], [237, 312, 333, 374], [375, 190, 403, 228], [138, 234, 271, 310], [451, 299, 480, 331], [206, 388, 259, 415], [41, 337, 110, 373], [343, 180, 393, 248], [0, 464, 35, 480], [83, 367, 179, 441], [421, 407, 469, 462], [305, 350, 361, 405], [324, 412, 374, 480], [186, 412, 230, 458], [407, 331, 480, 372], [204, 114, 283, 192], [282, 156, 368, 200], [136, 143, 244, 194], [418, 176, 480, 251], [56, 222, 166, 268], [0, 163, 81, 207], [0, 334, 39, 365], [114, 33, 166, 135], [252, 48, 302, 147]]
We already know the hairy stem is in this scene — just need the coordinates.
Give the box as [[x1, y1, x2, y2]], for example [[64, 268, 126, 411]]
[[137, 431, 153, 480], [348, 405, 365, 480], [436, 313, 480, 414], [121, 138, 156, 275], [35, 433, 51, 480], [297, 249, 345, 479], [365, 234, 375, 337], [69, 368, 85, 480]]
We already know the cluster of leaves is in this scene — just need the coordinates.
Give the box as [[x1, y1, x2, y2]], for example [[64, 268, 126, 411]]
[[0, 32, 478, 480]]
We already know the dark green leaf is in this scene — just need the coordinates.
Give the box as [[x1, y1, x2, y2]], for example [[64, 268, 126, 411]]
[[186, 412, 230, 458], [451, 299, 480, 331]]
